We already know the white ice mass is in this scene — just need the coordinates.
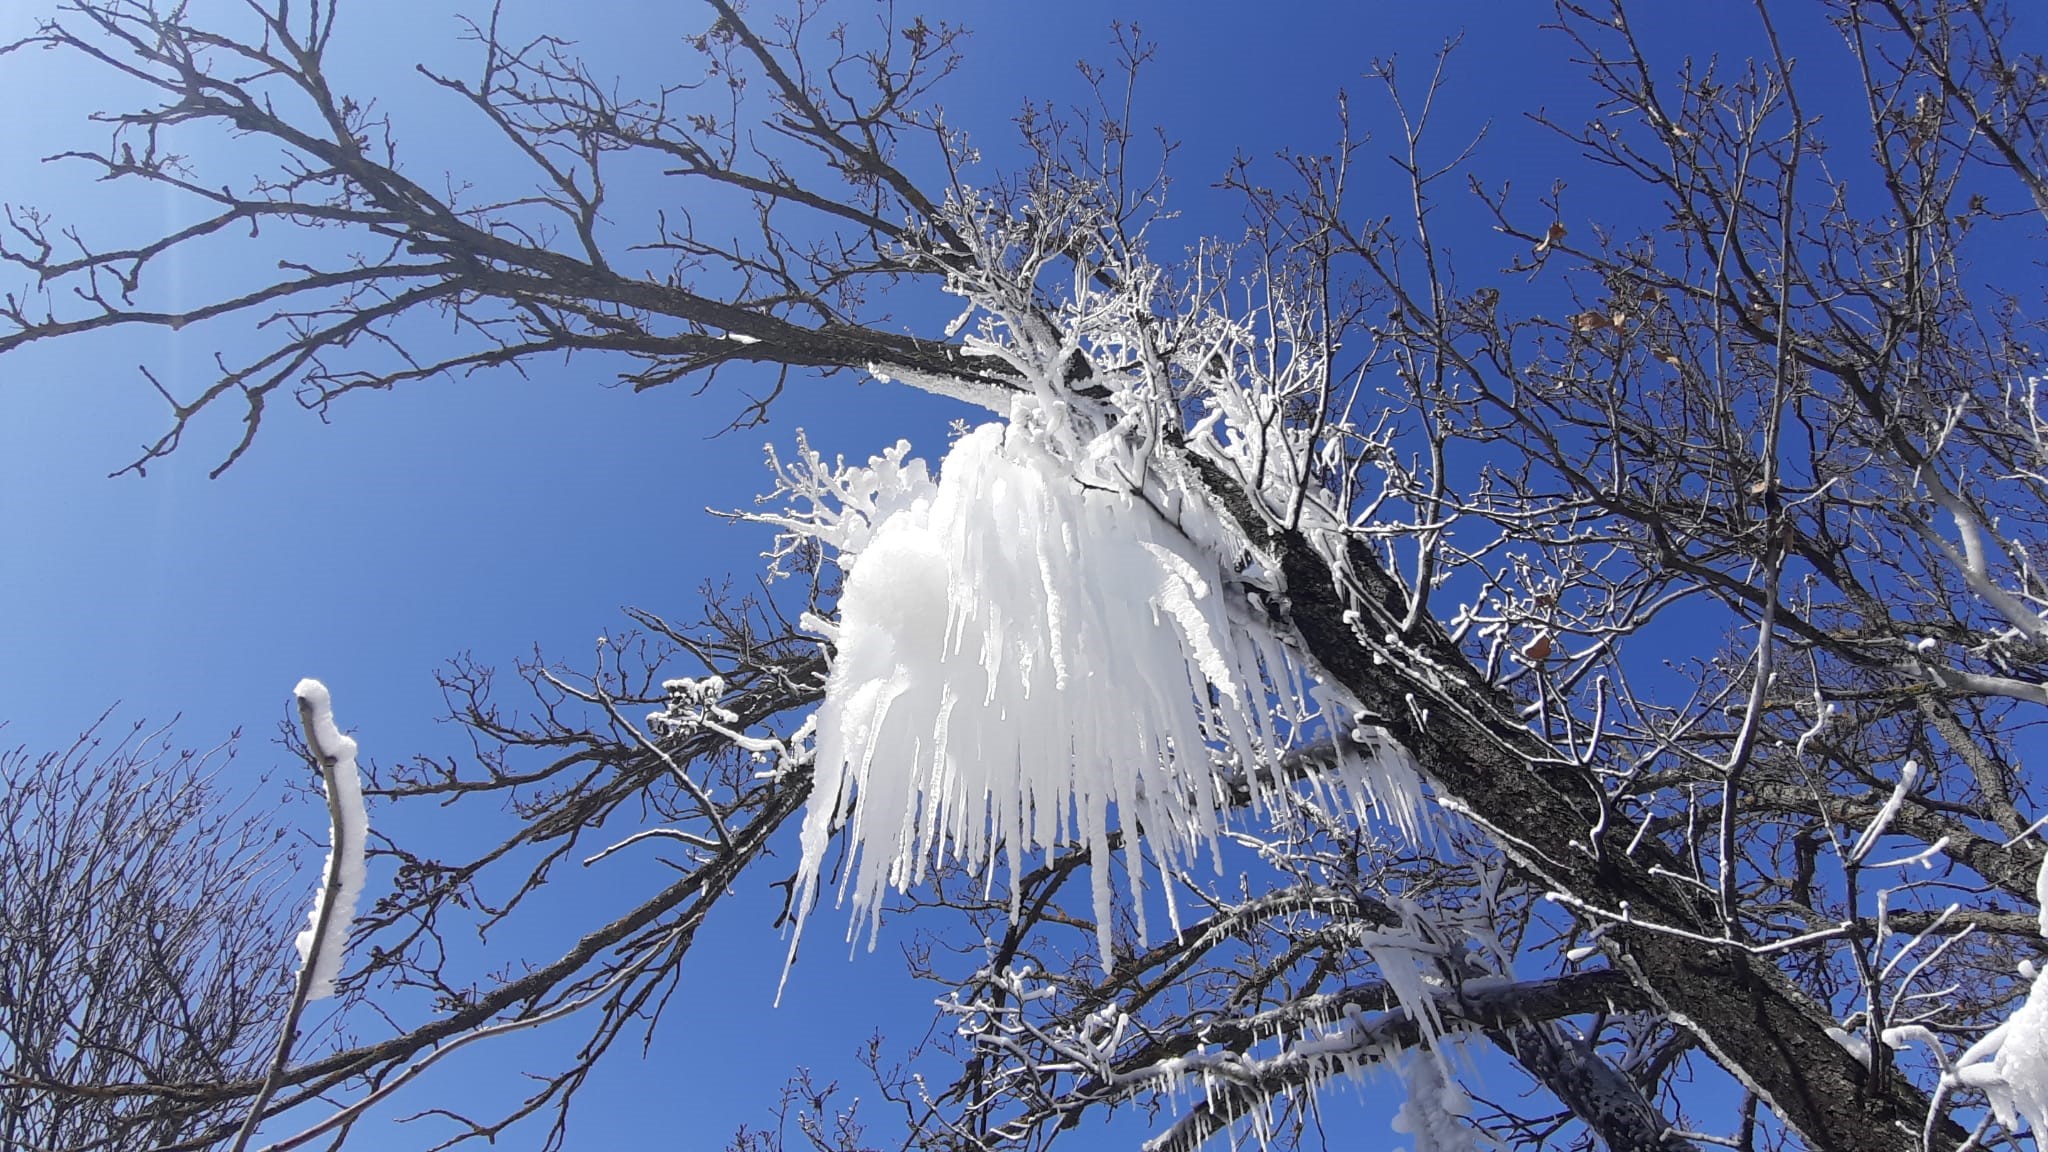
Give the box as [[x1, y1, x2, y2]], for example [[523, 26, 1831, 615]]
[[292, 678, 367, 1002], [778, 407, 1422, 966]]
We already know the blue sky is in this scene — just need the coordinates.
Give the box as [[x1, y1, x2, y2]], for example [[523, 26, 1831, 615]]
[[0, 1, 1828, 1146]]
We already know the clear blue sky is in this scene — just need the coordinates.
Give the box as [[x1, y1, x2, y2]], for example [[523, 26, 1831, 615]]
[[0, 1, 1830, 1146]]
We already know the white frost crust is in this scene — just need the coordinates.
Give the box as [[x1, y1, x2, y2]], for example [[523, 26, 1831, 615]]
[[787, 417, 1423, 968], [293, 678, 366, 1002]]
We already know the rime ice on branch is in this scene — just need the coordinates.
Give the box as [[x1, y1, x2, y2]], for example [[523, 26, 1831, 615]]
[[766, 398, 1424, 968], [292, 679, 366, 1002]]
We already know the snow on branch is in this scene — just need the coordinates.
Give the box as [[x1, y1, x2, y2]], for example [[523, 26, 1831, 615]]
[[229, 679, 369, 1152], [292, 678, 367, 1002]]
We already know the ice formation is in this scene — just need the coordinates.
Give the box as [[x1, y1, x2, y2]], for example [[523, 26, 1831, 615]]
[[292, 678, 366, 1002], [1390, 1050, 1486, 1152], [1952, 965, 2048, 1134], [778, 408, 1423, 966], [1947, 849, 2048, 1135]]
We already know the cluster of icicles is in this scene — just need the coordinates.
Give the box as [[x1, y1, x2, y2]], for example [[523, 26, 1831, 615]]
[[783, 408, 1423, 969]]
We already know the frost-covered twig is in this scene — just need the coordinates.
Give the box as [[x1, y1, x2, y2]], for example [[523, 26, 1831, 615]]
[[582, 826, 722, 867], [229, 680, 366, 1152], [541, 660, 735, 853], [1848, 759, 1922, 867]]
